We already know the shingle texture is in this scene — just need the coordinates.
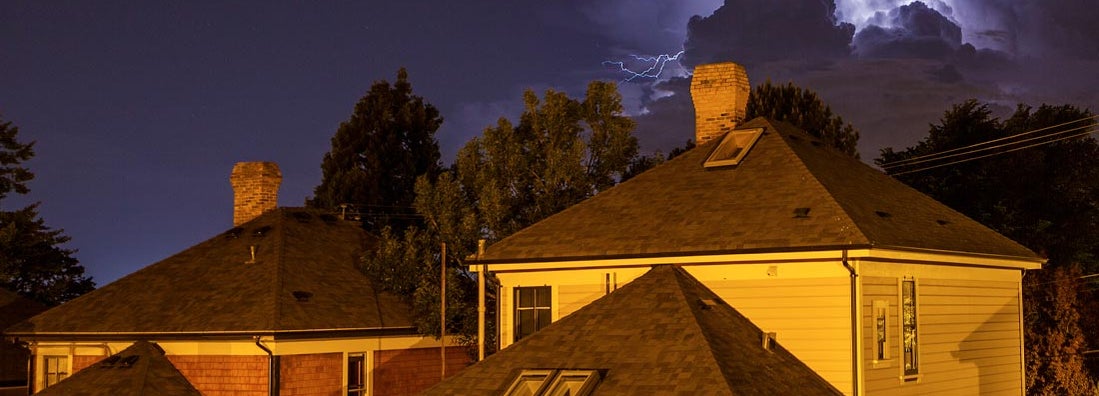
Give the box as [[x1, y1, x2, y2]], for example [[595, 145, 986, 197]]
[[35, 341, 201, 396], [6, 208, 413, 335], [423, 265, 843, 395], [479, 118, 1038, 262]]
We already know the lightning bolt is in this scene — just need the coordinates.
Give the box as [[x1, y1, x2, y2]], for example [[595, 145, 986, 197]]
[[603, 50, 685, 82]]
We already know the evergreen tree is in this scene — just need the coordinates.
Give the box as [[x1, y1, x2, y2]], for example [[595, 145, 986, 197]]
[[310, 68, 443, 232], [0, 116, 94, 306], [746, 80, 860, 157]]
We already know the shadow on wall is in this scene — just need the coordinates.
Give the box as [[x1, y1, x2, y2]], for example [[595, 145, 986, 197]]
[[373, 346, 472, 396], [952, 301, 1021, 394]]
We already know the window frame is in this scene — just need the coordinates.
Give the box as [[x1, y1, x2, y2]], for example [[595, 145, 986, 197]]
[[899, 277, 920, 381], [514, 286, 552, 342], [871, 299, 893, 368], [42, 355, 69, 388], [347, 352, 366, 396]]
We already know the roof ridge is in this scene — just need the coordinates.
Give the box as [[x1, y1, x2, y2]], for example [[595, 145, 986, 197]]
[[756, 118, 870, 245], [659, 266, 739, 390]]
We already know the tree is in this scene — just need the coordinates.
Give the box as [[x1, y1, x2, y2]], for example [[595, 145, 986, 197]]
[[745, 80, 860, 157], [0, 116, 94, 306], [359, 81, 639, 355], [877, 100, 1099, 390], [310, 68, 443, 232]]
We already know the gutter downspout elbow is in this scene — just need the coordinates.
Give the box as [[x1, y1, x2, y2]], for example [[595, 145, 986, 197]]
[[842, 250, 861, 396], [254, 337, 278, 396]]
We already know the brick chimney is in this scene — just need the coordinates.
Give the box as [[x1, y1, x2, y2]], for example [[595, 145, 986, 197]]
[[230, 162, 281, 226], [690, 62, 750, 146]]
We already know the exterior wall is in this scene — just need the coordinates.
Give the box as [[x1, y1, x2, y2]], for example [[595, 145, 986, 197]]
[[860, 263, 1023, 395], [168, 355, 269, 395], [374, 346, 470, 396], [280, 352, 342, 396]]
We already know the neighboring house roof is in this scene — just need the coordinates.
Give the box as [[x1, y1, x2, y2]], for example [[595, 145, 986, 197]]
[[478, 117, 1039, 263], [424, 265, 843, 395], [6, 208, 414, 337], [35, 340, 200, 396], [0, 288, 45, 332]]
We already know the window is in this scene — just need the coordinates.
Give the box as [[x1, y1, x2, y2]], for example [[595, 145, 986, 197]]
[[872, 300, 889, 362], [43, 355, 68, 387], [505, 369, 601, 396], [515, 286, 551, 341], [347, 353, 365, 396], [901, 278, 919, 377], [704, 127, 763, 168]]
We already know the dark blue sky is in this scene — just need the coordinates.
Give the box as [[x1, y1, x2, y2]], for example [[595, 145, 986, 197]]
[[2, 1, 1096, 285]]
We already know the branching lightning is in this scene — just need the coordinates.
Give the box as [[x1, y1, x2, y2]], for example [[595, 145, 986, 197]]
[[603, 50, 685, 82]]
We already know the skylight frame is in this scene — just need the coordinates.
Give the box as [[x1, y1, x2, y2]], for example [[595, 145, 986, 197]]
[[504, 369, 602, 396], [704, 127, 764, 168]]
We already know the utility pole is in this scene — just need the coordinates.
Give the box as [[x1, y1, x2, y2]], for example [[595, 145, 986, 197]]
[[440, 242, 447, 380]]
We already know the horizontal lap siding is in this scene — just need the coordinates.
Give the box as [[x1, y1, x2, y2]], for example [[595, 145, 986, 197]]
[[280, 353, 342, 396], [707, 277, 852, 395], [863, 276, 1022, 395], [558, 283, 604, 319]]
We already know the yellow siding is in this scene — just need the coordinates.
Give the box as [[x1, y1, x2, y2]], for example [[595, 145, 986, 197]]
[[862, 272, 1022, 396]]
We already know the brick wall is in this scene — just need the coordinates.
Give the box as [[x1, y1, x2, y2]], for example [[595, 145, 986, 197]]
[[374, 347, 471, 396], [280, 352, 342, 396], [168, 355, 268, 396], [690, 62, 750, 145], [230, 161, 281, 226]]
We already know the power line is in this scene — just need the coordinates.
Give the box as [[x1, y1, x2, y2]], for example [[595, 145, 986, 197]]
[[883, 121, 1097, 170], [880, 115, 1098, 169], [890, 124, 1098, 176]]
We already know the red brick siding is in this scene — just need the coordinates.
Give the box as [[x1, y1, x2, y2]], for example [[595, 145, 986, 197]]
[[280, 353, 342, 396], [373, 347, 471, 396], [71, 355, 106, 373], [167, 355, 268, 396]]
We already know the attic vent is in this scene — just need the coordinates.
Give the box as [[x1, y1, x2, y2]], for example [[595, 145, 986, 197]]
[[704, 127, 764, 168], [319, 214, 338, 224], [699, 298, 721, 309], [292, 290, 313, 302], [936, 219, 951, 226], [793, 207, 811, 218], [252, 225, 273, 237], [291, 212, 312, 223], [875, 211, 892, 218], [223, 227, 244, 239], [100, 355, 122, 368], [762, 332, 777, 351]]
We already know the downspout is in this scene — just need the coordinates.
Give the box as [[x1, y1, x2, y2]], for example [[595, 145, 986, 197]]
[[841, 250, 860, 396], [254, 336, 279, 396]]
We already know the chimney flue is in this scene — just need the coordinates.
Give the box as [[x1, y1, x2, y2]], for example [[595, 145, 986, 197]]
[[230, 162, 281, 226], [690, 62, 750, 146]]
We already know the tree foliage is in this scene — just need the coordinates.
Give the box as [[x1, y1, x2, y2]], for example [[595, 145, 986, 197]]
[[877, 100, 1099, 390], [0, 116, 94, 306], [310, 68, 443, 232], [746, 80, 860, 157]]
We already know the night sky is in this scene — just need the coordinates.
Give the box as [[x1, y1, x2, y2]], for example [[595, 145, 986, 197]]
[[2, 1, 1097, 285]]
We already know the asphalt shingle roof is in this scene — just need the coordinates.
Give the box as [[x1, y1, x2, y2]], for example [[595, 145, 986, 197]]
[[35, 341, 201, 396], [478, 118, 1039, 263], [6, 208, 414, 336], [423, 265, 843, 395]]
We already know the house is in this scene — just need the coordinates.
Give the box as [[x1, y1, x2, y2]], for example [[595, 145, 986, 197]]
[[425, 264, 843, 395], [5, 162, 468, 395], [470, 63, 1043, 395], [0, 288, 46, 396]]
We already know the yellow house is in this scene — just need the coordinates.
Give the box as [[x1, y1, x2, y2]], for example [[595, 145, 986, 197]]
[[472, 63, 1043, 395], [5, 162, 466, 395]]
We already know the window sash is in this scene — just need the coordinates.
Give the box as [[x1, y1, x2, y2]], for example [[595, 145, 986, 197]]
[[43, 356, 68, 387], [347, 353, 366, 396], [515, 286, 551, 341], [901, 279, 918, 376]]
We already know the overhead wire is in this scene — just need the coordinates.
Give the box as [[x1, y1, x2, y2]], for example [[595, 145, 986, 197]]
[[887, 122, 1098, 176], [882, 121, 1098, 170], [880, 115, 1099, 169]]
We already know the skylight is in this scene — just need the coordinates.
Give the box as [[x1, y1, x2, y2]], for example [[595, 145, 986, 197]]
[[505, 369, 602, 396], [704, 127, 764, 168]]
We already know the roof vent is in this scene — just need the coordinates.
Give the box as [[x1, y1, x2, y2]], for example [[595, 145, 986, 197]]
[[100, 355, 122, 368], [793, 207, 811, 218], [704, 128, 764, 168], [762, 332, 777, 351], [252, 225, 273, 237], [118, 355, 139, 368], [292, 291, 313, 302], [699, 298, 721, 309], [874, 211, 892, 218], [223, 227, 243, 239], [936, 219, 950, 226]]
